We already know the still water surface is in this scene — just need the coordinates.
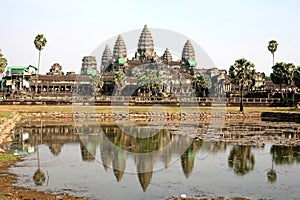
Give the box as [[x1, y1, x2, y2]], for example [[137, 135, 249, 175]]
[[9, 120, 300, 199]]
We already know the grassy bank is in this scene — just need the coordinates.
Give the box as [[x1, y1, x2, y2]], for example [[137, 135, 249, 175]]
[[0, 154, 18, 162], [0, 105, 298, 114], [0, 111, 12, 119]]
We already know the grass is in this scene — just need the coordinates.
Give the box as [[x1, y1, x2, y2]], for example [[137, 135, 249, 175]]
[[0, 154, 18, 162], [0, 192, 12, 199], [0, 111, 12, 119], [0, 105, 299, 115]]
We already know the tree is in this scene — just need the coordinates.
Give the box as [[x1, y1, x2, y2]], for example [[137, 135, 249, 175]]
[[34, 34, 47, 93], [91, 73, 103, 93], [229, 58, 255, 112], [270, 62, 295, 92], [268, 40, 278, 67], [113, 71, 125, 85], [195, 74, 212, 97], [137, 69, 162, 95], [0, 49, 8, 74], [293, 66, 300, 88]]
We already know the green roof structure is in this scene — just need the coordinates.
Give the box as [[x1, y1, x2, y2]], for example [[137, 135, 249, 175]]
[[118, 58, 127, 65], [188, 59, 196, 67], [86, 69, 95, 75]]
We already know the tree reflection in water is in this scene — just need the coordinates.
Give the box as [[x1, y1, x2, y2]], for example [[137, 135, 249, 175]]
[[270, 145, 300, 165], [228, 145, 255, 176], [267, 150, 277, 183], [33, 120, 46, 186], [267, 145, 300, 183]]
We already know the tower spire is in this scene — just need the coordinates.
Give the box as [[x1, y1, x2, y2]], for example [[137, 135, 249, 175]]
[[113, 35, 127, 60]]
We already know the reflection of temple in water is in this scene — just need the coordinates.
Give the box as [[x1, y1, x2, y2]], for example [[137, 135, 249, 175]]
[[181, 139, 202, 177], [11, 120, 300, 192]]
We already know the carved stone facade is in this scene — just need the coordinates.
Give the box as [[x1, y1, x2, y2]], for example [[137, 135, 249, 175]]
[[47, 63, 64, 75]]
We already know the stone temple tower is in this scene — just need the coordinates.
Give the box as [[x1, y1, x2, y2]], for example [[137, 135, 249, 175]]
[[136, 25, 156, 61], [81, 56, 97, 75], [113, 35, 127, 61], [101, 44, 113, 72], [181, 40, 196, 74], [162, 48, 172, 63], [112, 35, 127, 71], [182, 40, 195, 62]]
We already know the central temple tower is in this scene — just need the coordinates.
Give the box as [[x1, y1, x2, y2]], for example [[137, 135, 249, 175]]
[[135, 25, 157, 61]]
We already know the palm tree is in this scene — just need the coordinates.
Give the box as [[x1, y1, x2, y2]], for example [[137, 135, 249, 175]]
[[0, 49, 8, 74], [268, 40, 278, 67], [229, 58, 256, 113], [34, 34, 47, 93]]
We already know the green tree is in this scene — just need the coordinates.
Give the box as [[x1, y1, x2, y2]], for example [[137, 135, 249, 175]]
[[137, 69, 162, 95], [229, 58, 256, 112], [195, 74, 212, 97], [113, 71, 125, 85], [293, 66, 300, 88], [268, 40, 278, 67], [270, 62, 295, 91], [34, 34, 47, 93], [0, 49, 8, 74], [91, 73, 103, 93]]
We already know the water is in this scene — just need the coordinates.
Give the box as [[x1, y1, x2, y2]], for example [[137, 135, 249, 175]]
[[9, 119, 300, 199]]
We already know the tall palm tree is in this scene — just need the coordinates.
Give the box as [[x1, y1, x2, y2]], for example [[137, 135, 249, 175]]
[[268, 40, 278, 67], [0, 49, 8, 74], [229, 58, 256, 113], [34, 34, 47, 93]]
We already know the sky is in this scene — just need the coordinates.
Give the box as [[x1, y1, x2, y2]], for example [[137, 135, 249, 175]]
[[1, 0, 300, 75]]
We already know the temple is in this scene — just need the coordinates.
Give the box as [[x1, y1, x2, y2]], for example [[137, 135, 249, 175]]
[[0, 25, 269, 102]]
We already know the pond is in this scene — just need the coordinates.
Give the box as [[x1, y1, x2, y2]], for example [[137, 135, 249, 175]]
[[8, 119, 300, 199]]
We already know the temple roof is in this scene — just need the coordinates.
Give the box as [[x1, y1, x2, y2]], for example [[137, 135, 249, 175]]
[[113, 35, 127, 60], [162, 48, 172, 63], [101, 45, 113, 69], [182, 40, 195, 61], [137, 25, 154, 54]]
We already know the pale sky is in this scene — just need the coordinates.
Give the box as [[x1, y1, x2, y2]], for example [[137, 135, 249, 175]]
[[1, 0, 300, 75]]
